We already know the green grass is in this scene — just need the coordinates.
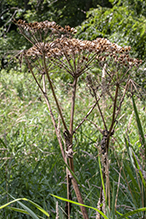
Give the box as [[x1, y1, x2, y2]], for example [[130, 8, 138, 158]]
[[0, 69, 146, 218]]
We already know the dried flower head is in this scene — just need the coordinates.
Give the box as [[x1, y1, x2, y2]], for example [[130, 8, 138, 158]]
[[25, 36, 142, 67], [14, 19, 77, 36], [15, 19, 142, 80]]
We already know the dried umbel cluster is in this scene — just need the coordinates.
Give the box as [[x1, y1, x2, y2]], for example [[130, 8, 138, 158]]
[[26, 37, 125, 57], [14, 19, 76, 35], [25, 36, 142, 67], [15, 20, 142, 77]]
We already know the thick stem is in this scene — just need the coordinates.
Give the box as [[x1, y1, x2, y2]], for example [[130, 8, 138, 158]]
[[66, 77, 89, 219], [99, 85, 119, 216], [65, 78, 78, 219], [71, 176, 89, 219]]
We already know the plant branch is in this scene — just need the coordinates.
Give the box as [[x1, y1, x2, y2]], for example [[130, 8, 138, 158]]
[[24, 53, 65, 160], [70, 77, 77, 135], [42, 53, 68, 131], [71, 177, 89, 219], [115, 82, 128, 121], [107, 83, 119, 150], [76, 53, 97, 77], [54, 58, 73, 76], [62, 75, 89, 219], [64, 52, 74, 74], [92, 88, 107, 130], [73, 97, 101, 133]]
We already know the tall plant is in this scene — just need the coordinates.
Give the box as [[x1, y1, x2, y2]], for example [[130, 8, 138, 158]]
[[13, 19, 142, 218]]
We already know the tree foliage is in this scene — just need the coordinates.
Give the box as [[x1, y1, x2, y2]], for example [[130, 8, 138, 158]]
[[0, 0, 145, 69], [0, 0, 112, 69], [77, 0, 146, 59]]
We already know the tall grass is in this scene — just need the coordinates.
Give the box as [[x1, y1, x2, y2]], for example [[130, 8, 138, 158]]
[[0, 69, 145, 218]]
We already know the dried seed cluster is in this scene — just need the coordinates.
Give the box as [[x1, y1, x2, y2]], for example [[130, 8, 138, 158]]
[[14, 19, 76, 34], [25, 37, 142, 67], [14, 20, 142, 67]]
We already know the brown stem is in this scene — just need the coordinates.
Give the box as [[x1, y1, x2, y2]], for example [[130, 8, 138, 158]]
[[42, 53, 68, 131], [25, 53, 89, 219], [64, 52, 74, 74], [54, 58, 73, 76], [99, 84, 119, 215], [24, 54, 65, 160], [115, 82, 128, 121], [70, 77, 77, 135], [19, 28, 34, 45], [73, 94, 102, 133], [76, 53, 97, 77], [64, 133, 89, 218], [66, 76, 89, 219], [71, 176, 89, 219], [93, 89, 107, 130], [107, 83, 119, 150], [96, 100, 107, 130], [76, 50, 81, 72], [66, 77, 77, 218], [109, 83, 119, 134], [72, 52, 77, 74]]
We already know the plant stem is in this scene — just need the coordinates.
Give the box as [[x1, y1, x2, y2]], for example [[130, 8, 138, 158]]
[[93, 89, 107, 130], [107, 83, 119, 150], [25, 53, 89, 219], [70, 77, 77, 135], [24, 54, 66, 160], [115, 82, 128, 121], [43, 53, 68, 131], [72, 177, 89, 219], [67, 76, 89, 219]]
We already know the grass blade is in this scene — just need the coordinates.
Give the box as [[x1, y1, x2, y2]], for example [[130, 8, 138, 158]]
[[51, 194, 109, 219], [111, 181, 115, 219], [0, 199, 39, 219], [0, 197, 50, 218], [132, 96, 146, 153], [118, 207, 146, 218], [98, 154, 107, 203], [6, 206, 29, 215]]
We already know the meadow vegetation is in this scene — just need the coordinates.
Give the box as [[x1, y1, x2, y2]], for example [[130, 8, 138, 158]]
[[0, 42, 146, 219], [0, 0, 146, 218]]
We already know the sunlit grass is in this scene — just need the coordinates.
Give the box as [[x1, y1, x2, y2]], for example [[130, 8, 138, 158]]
[[0, 69, 145, 218]]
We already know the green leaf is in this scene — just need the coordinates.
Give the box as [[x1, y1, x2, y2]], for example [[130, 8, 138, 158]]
[[62, 159, 87, 195], [51, 194, 109, 219], [111, 181, 115, 219], [0, 197, 50, 218], [0, 199, 39, 219], [124, 161, 140, 191], [132, 96, 146, 152], [98, 154, 107, 204], [0, 137, 7, 148], [132, 152, 145, 187], [118, 207, 146, 218], [6, 206, 29, 215]]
